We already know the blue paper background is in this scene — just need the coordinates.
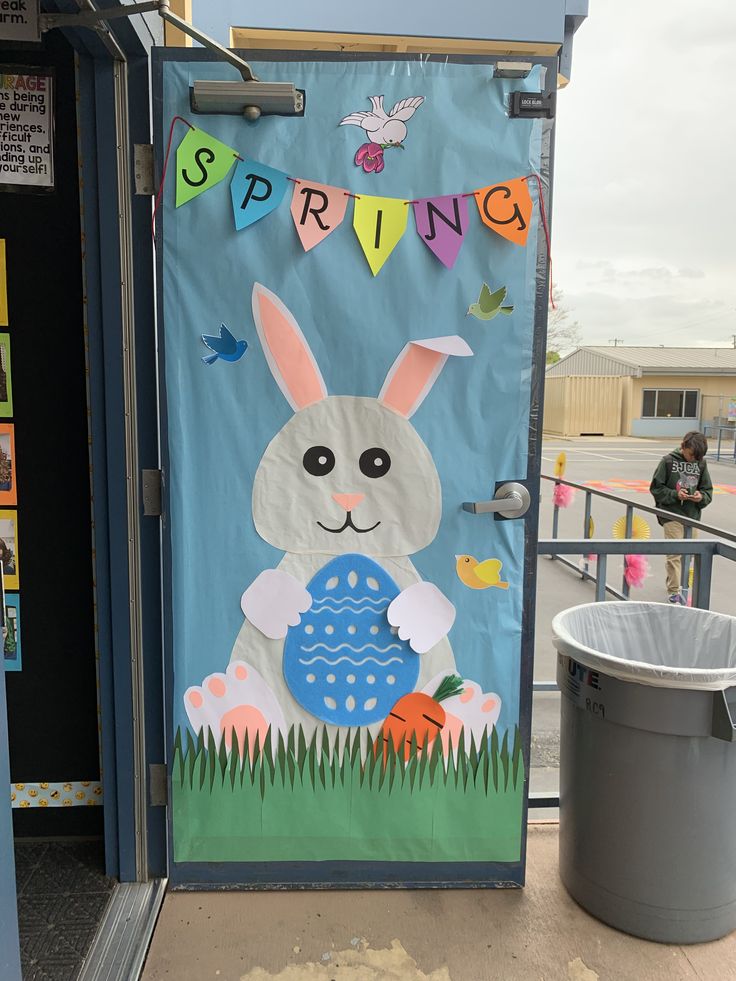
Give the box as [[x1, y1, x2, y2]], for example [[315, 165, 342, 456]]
[[161, 58, 543, 740]]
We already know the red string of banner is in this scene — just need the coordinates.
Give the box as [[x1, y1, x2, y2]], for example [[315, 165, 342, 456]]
[[523, 173, 555, 309], [151, 115, 194, 242]]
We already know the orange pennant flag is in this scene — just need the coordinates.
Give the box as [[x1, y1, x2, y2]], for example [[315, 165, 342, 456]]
[[474, 177, 533, 246], [290, 180, 349, 252]]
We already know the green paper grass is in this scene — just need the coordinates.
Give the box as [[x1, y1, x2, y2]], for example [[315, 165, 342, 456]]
[[172, 724, 525, 865]]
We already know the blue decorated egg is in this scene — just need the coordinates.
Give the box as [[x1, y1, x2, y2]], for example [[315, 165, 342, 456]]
[[283, 554, 419, 726]]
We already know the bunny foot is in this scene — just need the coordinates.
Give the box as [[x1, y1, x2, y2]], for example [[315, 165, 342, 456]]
[[184, 661, 287, 751], [387, 581, 455, 654], [422, 671, 502, 752]]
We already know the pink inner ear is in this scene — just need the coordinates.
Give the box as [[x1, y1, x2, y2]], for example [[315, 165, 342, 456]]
[[380, 344, 444, 417], [258, 293, 325, 410]]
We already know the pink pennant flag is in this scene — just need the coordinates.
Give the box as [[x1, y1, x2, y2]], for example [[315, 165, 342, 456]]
[[412, 194, 469, 269], [290, 180, 349, 252]]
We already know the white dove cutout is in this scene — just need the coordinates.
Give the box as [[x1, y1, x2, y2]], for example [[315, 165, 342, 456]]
[[340, 94, 425, 146]]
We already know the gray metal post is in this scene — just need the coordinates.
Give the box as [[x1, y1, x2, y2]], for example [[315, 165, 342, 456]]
[[691, 551, 713, 610], [622, 505, 634, 599], [583, 491, 592, 578], [595, 553, 607, 602], [682, 524, 693, 594]]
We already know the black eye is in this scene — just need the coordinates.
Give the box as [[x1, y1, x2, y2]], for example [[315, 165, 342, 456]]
[[303, 445, 335, 476], [359, 447, 391, 478]]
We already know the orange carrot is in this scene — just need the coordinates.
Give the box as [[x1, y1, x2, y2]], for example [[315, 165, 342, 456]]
[[379, 674, 464, 761]]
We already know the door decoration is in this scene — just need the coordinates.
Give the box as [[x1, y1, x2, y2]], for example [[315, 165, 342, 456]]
[[175, 126, 237, 206], [413, 196, 470, 269], [160, 57, 547, 881], [230, 159, 289, 231], [164, 120, 546, 271], [340, 95, 425, 171], [200, 324, 247, 365], [290, 180, 349, 251], [455, 555, 509, 591], [467, 283, 514, 321]]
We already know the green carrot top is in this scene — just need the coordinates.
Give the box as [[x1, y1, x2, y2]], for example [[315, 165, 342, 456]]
[[432, 674, 465, 703]]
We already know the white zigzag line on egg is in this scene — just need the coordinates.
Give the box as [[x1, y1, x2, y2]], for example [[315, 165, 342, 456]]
[[299, 643, 404, 654], [310, 603, 390, 615], [297, 655, 405, 667], [311, 595, 392, 605]]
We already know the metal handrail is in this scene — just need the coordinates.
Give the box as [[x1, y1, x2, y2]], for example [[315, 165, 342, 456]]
[[541, 474, 736, 542]]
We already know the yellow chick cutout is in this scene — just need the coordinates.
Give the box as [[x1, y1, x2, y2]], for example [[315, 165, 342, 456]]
[[455, 555, 510, 590]]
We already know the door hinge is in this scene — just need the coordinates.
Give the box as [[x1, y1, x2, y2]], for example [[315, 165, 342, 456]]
[[142, 469, 162, 517], [149, 764, 168, 807], [134, 144, 155, 195]]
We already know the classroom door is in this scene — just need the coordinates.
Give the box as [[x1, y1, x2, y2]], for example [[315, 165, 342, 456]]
[[156, 51, 552, 887]]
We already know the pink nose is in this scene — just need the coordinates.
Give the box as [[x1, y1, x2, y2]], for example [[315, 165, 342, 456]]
[[332, 493, 365, 512]]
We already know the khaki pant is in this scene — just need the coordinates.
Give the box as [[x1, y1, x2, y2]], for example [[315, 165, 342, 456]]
[[663, 520, 697, 595]]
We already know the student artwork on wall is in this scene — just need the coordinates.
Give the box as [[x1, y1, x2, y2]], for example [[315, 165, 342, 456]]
[[0, 424, 17, 505], [3, 592, 21, 672], [160, 56, 545, 876], [0, 334, 12, 418], [0, 239, 7, 327], [0, 510, 19, 590]]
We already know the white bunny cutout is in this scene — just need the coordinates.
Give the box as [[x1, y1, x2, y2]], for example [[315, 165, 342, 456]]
[[186, 283, 477, 738]]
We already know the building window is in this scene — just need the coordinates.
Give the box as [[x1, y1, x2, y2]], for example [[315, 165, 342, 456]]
[[641, 389, 699, 418]]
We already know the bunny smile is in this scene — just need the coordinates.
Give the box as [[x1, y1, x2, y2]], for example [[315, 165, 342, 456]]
[[317, 513, 381, 534]]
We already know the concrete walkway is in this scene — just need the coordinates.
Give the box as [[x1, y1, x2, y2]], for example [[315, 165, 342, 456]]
[[141, 825, 734, 980]]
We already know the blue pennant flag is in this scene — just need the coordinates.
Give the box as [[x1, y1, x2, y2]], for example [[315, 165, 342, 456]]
[[229, 158, 289, 231]]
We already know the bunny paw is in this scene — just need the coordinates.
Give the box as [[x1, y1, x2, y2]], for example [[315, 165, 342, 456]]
[[422, 671, 501, 751], [184, 661, 286, 751], [387, 581, 455, 654]]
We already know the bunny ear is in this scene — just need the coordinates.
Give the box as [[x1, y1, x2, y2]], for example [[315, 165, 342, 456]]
[[379, 336, 473, 418], [252, 283, 327, 412]]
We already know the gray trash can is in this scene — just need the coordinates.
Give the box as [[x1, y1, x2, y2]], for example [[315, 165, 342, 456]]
[[552, 601, 736, 944]]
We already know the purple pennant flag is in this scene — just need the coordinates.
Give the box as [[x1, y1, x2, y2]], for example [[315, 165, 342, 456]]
[[412, 194, 469, 269]]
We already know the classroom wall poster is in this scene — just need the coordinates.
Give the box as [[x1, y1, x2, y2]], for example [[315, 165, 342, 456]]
[[0, 66, 54, 191]]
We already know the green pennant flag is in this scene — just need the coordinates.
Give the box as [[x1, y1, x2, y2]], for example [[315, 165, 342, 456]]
[[175, 127, 238, 207]]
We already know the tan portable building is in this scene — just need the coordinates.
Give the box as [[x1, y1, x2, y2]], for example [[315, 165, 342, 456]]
[[544, 347, 736, 437]]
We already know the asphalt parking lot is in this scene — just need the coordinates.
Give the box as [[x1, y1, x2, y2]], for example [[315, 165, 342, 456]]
[[531, 435, 736, 797]]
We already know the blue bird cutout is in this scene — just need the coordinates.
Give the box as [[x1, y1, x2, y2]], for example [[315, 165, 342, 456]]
[[201, 324, 248, 365]]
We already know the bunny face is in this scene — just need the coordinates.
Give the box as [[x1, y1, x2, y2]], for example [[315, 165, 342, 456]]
[[249, 284, 472, 559], [253, 395, 441, 557]]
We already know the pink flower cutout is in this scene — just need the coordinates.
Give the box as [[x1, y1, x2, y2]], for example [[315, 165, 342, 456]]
[[355, 142, 385, 174]]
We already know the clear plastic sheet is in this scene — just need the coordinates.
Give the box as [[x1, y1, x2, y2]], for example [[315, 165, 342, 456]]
[[553, 602, 736, 691]]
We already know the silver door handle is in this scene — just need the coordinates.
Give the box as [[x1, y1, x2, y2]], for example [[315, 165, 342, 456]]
[[462, 482, 531, 518]]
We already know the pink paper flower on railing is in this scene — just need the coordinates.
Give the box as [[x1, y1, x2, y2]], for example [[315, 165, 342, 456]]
[[624, 554, 650, 588], [552, 482, 575, 509], [354, 142, 385, 174]]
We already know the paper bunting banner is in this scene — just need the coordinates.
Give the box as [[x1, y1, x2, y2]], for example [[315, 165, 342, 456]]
[[353, 195, 408, 276], [290, 180, 349, 252], [474, 177, 533, 246], [412, 195, 469, 269], [230, 159, 289, 231], [175, 127, 238, 208]]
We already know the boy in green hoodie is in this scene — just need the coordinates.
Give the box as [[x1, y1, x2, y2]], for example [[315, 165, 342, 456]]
[[650, 431, 713, 604]]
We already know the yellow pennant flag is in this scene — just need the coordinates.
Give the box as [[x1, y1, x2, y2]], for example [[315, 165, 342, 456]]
[[353, 195, 408, 276]]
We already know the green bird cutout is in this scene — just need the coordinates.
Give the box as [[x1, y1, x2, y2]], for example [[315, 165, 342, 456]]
[[467, 283, 514, 321]]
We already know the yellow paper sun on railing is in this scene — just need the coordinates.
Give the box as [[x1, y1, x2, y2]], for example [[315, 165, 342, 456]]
[[612, 514, 651, 540]]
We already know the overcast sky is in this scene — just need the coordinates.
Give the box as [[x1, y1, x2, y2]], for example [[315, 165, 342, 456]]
[[552, 1, 736, 350]]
